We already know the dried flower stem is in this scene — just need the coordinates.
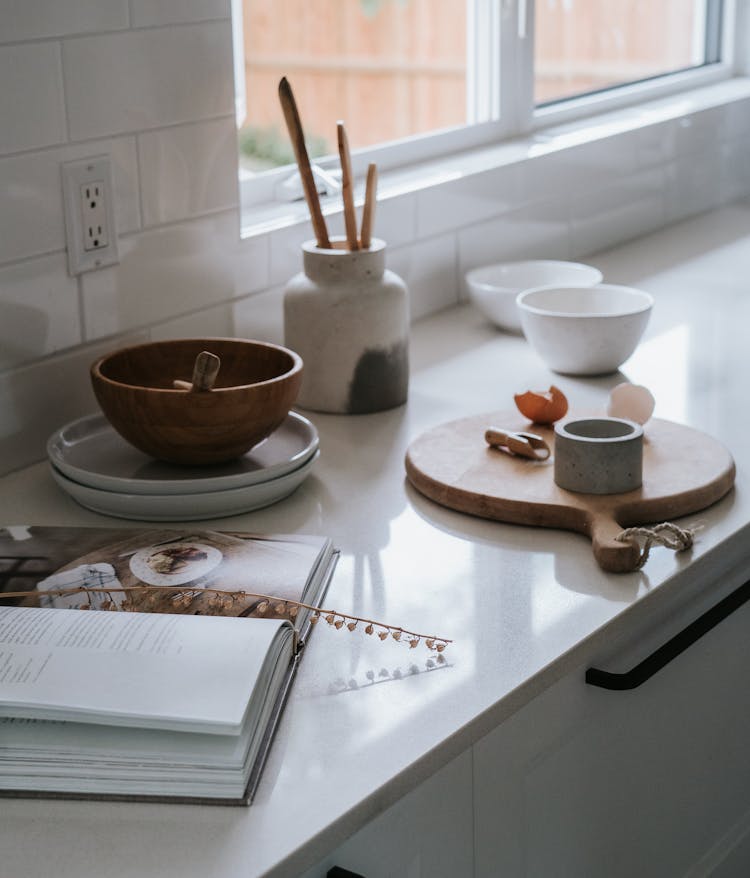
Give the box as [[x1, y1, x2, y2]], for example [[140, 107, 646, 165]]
[[1, 584, 451, 653]]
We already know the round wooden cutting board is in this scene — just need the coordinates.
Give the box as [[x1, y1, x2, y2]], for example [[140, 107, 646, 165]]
[[405, 413, 736, 573]]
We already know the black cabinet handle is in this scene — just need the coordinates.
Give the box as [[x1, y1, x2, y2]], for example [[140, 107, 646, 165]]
[[327, 869, 366, 878], [586, 577, 750, 690]]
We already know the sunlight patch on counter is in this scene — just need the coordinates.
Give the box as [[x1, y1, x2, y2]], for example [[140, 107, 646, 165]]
[[623, 324, 690, 423]]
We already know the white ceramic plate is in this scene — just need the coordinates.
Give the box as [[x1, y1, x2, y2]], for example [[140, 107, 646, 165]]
[[47, 411, 319, 496], [49, 451, 319, 521]]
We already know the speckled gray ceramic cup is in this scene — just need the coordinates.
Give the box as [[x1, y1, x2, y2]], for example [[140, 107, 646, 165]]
[[554, 417, 643, 495]]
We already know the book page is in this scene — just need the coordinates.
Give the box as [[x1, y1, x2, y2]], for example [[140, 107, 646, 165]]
[[0, 606, 291, 734], [0, 527, 331, 627]]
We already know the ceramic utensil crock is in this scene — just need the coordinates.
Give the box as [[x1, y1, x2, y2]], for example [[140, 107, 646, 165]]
[[283, 238, 409, 414]]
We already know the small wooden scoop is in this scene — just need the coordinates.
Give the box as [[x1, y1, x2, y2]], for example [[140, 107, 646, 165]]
[[173, 351, 221, 392], [485, 427, 550, 461]]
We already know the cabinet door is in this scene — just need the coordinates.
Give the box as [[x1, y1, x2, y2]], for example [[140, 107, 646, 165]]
[[474, 588, 750, 877], [302, 750, 473, 878]]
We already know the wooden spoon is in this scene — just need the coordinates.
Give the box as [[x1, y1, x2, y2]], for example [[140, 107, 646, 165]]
[[278, 76, 331, 249], [360, 162, 378, 249], [172, 351, 221, 392], [337, 121, 358, 251]]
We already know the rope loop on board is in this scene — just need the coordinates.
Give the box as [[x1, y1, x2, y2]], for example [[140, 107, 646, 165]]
[[615, 522, 700, 570]]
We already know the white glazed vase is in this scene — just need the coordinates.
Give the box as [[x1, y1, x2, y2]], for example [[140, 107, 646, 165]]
[[283, 238, 409, 414]]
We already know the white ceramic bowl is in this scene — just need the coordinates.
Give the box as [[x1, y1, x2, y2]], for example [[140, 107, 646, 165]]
[[465, 260, 603, 332], [516, 283, 653, 375]]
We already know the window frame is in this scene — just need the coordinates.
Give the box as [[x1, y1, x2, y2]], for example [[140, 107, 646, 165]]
[[238, 0, 737, 216]]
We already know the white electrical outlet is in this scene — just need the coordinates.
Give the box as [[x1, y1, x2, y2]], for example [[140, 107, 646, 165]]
[[80, 181, 109, 251], [62, 155, 119, 275]]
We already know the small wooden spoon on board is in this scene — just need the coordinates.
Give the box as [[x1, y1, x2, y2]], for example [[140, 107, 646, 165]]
[[278, 76, 331, 249]]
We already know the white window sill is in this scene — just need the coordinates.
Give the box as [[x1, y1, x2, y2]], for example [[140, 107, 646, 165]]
[[239, 76, 750, 241]]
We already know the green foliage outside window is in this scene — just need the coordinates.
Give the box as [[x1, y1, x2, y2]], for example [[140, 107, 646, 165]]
[[238, 125, 329, 171]]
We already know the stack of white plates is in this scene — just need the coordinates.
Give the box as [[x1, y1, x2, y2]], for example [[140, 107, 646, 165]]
[[47, 412, 320, 522]]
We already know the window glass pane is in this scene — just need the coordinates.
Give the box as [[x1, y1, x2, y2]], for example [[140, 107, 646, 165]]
[[239, 0, 468, 174], [535, 0, 717, 107]]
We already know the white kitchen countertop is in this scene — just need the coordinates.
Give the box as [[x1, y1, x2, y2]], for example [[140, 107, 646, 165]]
[[2, 203, 750, 877]]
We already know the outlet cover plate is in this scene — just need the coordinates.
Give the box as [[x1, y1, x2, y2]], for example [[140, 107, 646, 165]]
[[62, 155, 119, 275]]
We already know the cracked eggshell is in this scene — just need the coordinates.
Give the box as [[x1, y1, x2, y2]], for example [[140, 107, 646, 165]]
[[607, 382, 655, 425], [514, 385, 568, 424]]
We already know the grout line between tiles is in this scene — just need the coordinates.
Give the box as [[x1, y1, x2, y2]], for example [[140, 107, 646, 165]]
[[54, 41, 69, 144], [0, 249, 68, 272], [0, 17, 231, 50], [0, 113, 236, 163]]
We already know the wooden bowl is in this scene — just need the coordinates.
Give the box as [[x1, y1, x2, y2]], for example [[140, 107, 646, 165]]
[[91, 338, 303, 465]]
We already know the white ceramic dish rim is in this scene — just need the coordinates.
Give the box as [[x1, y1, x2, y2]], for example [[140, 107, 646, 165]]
[[516, 283, 654, 319], [466, 259, 603, 292], [47, 411, 319, 496], [49, 450, 319, 521]]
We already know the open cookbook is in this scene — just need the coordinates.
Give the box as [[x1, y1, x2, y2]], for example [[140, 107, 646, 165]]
[[0, 525, 338, 805]]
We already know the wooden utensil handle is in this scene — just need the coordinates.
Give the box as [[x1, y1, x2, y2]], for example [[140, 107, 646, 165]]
[[360, 163, 377, 249], [278, 77, 331, 249], [190, 351, 221, 391], [337, 121, 358, 251]]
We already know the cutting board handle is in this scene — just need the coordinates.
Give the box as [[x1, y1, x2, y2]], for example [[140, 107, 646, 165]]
[[590, 513, 641, 573]]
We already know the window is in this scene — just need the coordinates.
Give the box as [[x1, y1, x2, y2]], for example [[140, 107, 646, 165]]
[[235, 0, 731, 209], [534, 0, 724, 107], [239, 0, 469, 169]]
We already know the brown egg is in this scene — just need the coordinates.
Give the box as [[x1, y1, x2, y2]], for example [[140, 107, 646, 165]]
[[514, 385, 569, 424]]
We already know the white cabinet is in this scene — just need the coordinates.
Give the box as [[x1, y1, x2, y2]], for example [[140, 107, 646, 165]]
[[302, 751, 474, 878], [474, 577, 750, 877], [303, 574, 750, 878]]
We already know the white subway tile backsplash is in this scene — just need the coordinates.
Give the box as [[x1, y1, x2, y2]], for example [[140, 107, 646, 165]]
[[131, 0, 230, 27], [232, 287, 285, 346], [0, 0, 128, 44], [81, 210, 265, 339], [556, 132, 640, 188], [725, 97, 750, 140], [721, 141, 750, 204], [388, 235, 459, 322], [636, 120, 677, 169], [665, 153, 723, 225], [63, 22, 234, 140], [416, 165, 521, 239], [0, 137, 139, 263], [367, 193, 417, 249], [517, 152, 573, 205], [226, 223, 270, 296], [570, 168, 666, 257], [148, 303, 236, 340], [0, 254, 81, 371], [672, 107, 727, 156], [0, 44, 66, 156], [138, 117, 239, 227], [457, 198, 571, 287], [268, 224, 317, 288], [0, 332, 147, 477]]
